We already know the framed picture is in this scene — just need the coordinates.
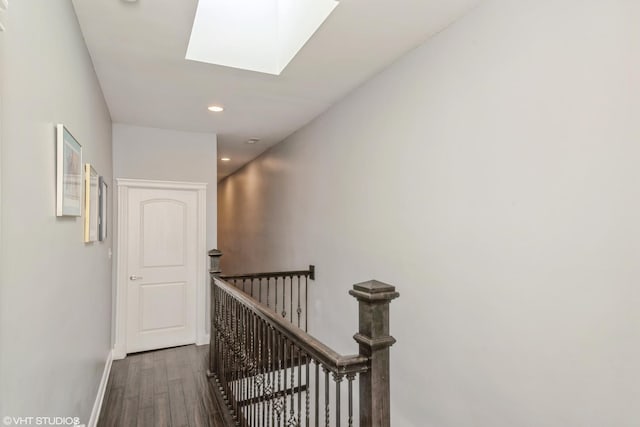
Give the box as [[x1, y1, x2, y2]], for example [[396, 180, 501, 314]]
[[98, 176, 108, 241], [56, 124, 83, 216], [84, 164, 99, 243]]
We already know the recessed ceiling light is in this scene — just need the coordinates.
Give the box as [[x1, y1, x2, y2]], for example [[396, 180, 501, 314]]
[[208, 105, 224, 112], [246, 138, 260, 144], [221, 157, 231, 161]]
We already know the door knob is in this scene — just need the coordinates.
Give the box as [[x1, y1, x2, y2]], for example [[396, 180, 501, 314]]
[[129, 275, 143, 281]]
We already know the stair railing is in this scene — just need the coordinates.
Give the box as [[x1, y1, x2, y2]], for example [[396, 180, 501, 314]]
[[207, 251, 399, 427], [220, 265, 315, 332]]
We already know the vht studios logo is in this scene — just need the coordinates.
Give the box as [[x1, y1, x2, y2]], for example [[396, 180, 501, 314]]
[[2, 416, 83, 426]]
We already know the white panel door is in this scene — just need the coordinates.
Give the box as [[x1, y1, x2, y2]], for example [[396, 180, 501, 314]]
[[126, 187, 198, 353]]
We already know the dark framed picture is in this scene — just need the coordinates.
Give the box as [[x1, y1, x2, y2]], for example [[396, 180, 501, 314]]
[[99, 176, 108, 241]]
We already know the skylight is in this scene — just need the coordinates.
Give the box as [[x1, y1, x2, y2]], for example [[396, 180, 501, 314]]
[[186, 0, 339, 75]]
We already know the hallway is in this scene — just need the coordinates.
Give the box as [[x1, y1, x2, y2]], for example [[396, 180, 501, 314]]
[[98, 345, 226, 427]]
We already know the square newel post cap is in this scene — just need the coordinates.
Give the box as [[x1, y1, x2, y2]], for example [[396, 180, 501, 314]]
[[208, 249, 222, 274], [349, 280, 399, 303]]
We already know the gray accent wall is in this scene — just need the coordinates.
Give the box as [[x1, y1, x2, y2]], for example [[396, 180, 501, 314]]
[[218, 1, 640, 426], [0, 0, 113, 423]]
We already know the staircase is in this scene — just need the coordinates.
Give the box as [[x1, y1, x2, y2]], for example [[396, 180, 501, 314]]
[[207, 250, 399, 427]]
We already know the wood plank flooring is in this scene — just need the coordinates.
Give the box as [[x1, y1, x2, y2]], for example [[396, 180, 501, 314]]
[[98, 345, 228, 427]]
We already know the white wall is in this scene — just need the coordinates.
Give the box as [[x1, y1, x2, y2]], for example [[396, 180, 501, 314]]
[[0, 0, 113, 423], [112, 124, 217, 250], [112, 124, 218, 339], [218, 1, 640, 426], [0, 7, 5, 420]]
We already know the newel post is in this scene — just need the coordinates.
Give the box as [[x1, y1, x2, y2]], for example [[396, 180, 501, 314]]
[[349, 280, 399, 427], [207, 249, 223, 377]]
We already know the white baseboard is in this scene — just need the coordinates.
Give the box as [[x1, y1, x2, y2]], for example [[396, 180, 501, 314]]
[[112, 343, 126, 360], [196, 333, 210, 346], [88, 350, 114, 427]]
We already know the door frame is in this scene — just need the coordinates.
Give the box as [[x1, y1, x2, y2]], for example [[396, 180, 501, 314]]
[[114, 178, 208, 359]]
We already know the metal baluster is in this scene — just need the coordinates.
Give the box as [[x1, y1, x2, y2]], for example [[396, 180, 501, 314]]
[[236, 300, 241, 420], [239, 304, 243, 422], [266, 320, 271, 427], [239, 304, 244, 421], [314, 362, 319, 427], [252, 315, 257, 426], [304, 275, 308, 332], [283, 338, 288, 427], [224, 292, 229, 409], [225, 292, 231, 415], [232, 294, 236, 414], [282, 277, 287, 318], [220, 290, 226, 403], [246, 311, 250, 425], [266, 321, 271, 427], [261, 320, 266, 427], [275, 277, 279, 317], [229, 293, 234, 413], [235, 295, 239, 420], [297, 275, 302, 328], [228, 292, 232, 409], [266, 325, 271, 427], [289, 343, 296, 426], [228, 294, 234, 418], [305, 353, 310, 427], [253, 314, 261, 427], [228, 292, 233, 412], [324, 368, 330, 427], [246, 308, 250, 424], [259, 278, 263, 303], [252, 312, 257, 426], [245, 306, 250, 423], [250, 311, 254, 425], [228, 292, 233, 411], [245, 308, 249, 424], [289, 276, 293, 323], [267, 277, 271, 311], [276, 332, 282, 427], [334, 374, 343, 427], [297, 347, 302, 427], [215, 287, 221, 385], [255, 314, 260, 426], [244, 310, 253, 423], [245, 310, 249, 424], [271, 327, 276, 427], [215, 287, 220, 386], [218, 287, 223, 378]]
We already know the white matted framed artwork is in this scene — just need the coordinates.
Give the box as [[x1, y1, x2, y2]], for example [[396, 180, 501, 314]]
[[56, 124, 83, 216]]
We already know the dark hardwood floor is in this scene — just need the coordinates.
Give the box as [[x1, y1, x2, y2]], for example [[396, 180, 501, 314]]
[[98, 345, 229, 427]]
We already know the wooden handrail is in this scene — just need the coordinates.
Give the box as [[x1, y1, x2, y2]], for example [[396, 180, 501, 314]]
[[214, 276, 368, 375]]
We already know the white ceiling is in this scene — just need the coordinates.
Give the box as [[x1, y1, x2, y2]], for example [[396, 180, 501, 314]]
[[72, 0, 478, 180]]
